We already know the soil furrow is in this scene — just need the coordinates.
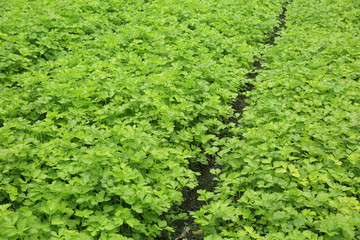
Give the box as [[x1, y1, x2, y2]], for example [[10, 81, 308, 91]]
[[158, 3, 290, 239]]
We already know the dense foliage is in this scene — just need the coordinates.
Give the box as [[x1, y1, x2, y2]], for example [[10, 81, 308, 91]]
[[1, 0, 359, 239], [0, 0, 287, 239], [193, 0, 360, 239]]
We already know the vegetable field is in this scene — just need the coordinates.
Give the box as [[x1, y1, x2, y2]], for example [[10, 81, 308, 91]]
[[0, 0, 359, 239]]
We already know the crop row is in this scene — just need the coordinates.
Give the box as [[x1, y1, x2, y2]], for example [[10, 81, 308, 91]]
[[0, 0, 287, 239], [193, 0, 360, 239]]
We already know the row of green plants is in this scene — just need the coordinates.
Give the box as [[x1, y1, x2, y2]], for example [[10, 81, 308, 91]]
[[193, 0, 360, 239], [0, 0, 287, 239]]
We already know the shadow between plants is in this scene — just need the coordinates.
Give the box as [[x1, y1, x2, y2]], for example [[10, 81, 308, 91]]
[[156, 4, 289, 240]]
